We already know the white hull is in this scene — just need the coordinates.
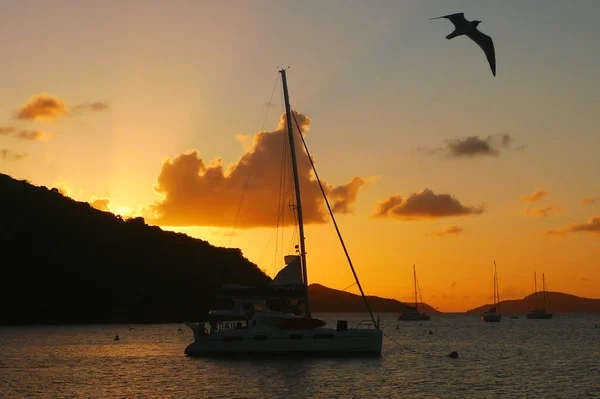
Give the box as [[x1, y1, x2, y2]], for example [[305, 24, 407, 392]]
[[185, 326, 382, 357]]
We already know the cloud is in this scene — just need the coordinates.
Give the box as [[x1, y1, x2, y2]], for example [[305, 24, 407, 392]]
[[373, 189, 485, 220], [523, 205, 561, 217], [13, 93, 68, 121], [450, 282, 457, 288], [541, 216, 600, 237], [146, 111, 370, 228], [426, 225, 464, 237], [1, 149, 27, 161], [520, 189, 548, 203], [89, 197, 111, 212], [500, 284, 527, 299], [72, 102, 110, 114], [581, 197, 599, 205], [0, 126, 17, 135], [419, 134, 518, 158], [51, 180, 74, 198], [0, 125, 52, 141], [328, 177, 370, 213], [212, 231, 239, 237], [15, 130, 52, 142], [13, 93, 109, 121]]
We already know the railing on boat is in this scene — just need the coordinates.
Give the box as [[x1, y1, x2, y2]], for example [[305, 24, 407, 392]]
[[354, 319, 378, 329]]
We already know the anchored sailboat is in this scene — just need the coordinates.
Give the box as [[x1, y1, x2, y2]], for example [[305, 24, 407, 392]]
[[527, 272, 553, 319], [398, 265, 430, 321], [184, 69, 382, 356], [482, 261, 502, 322]]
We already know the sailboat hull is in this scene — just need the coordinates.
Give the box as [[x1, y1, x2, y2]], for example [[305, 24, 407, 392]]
[[398, 313, 430, 321], [184, 327, 383, 357], [482, 314, 502, 322]]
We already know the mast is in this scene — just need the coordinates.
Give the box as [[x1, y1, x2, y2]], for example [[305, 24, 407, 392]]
[[492, 262, 496, 306], [534, 271, 539, 310], [542, 273, 547, 309], [279, 68, 310, 317], [493, 261, 499, 312], [413, 265, 418, 309]]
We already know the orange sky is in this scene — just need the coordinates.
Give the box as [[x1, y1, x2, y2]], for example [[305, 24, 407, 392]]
[[1, 1, 599, 311]]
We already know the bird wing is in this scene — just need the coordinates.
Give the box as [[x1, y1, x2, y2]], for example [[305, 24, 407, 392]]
[[429, 13, 466, 27], [466, 28, 496, 76]]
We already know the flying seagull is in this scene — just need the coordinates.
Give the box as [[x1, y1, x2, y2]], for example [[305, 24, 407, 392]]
[[431, 13, 496, 76]]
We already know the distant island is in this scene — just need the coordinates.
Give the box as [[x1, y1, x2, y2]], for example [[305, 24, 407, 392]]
[[1, 173, 429, 325], [467, 292, 600, 314], [309, 283, 439, 314]]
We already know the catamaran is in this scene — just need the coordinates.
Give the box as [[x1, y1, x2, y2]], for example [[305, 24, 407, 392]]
[[526, 272, 553, 319], [482, 261, 502, 322], [398, 265, 430, 321], [184, 69, 382, 356]]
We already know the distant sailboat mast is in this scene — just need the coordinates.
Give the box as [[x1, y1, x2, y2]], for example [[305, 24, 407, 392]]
[[280, 68, 310, 318], [494, 260, 500, 312], [534, 271, 539, 310], [542, 273, 548, 309], [413, 264, 418, 310]]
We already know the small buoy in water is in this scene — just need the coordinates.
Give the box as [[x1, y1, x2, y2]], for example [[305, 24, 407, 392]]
[[114, 334, 120, 341], [129, 327, 135, 331], [448, 351, 459, 359], [396, 325, 399, 330], [178, 327, 183, 332], [595, 324, 598, 328], [428, 330, 433, 335]]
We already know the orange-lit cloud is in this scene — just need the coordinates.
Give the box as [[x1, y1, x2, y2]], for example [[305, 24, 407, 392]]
[[13, 93, 68, 121], [89, 197, 111, 212], [419, 134, 519, 158], [541, 216, 600, 237], [0, 126, 52, 141], [15, 130, 52, 141], [51, 180, 73, 198], [72, 102, 110, 114], [13, 93, 109, 121], [500, 284, 527, 299], [426, 225, 464, 237], [146, 111, 370, 228], [1, 149, 27, 161], [212, 231, 239, 237], [520, 189, 549, 202], [374, 189, 485, 220], [523, 205, 561, 217], [0, 126, 17, 135], [581, 197, 598, 205]]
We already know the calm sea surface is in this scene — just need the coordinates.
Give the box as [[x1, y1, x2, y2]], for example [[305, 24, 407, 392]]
[[1, 313, 599, 398]]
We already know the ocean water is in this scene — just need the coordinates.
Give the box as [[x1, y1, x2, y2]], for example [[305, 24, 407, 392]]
[[1, 313, 598, 398]]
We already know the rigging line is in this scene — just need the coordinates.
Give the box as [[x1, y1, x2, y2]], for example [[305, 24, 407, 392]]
[[340, 281, 357, 292], [382, 331, 452, 359], [273, 84, 291, 275], [291, 111, 378, 328], [228, 73, 280, 247], [416, 276, 425, 311], [273, 131, 287, 275]]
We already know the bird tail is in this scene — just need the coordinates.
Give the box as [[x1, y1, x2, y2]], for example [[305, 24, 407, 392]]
[[446, 30, 460, 40]]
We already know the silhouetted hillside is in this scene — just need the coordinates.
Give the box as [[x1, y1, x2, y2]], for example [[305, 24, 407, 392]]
[[309, 283, 439, 313], [466, 292, 600, 314], [0, 173, 270, 324]]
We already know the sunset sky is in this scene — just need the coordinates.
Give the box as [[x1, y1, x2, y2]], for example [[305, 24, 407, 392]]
[[1, 1, 599, 312]]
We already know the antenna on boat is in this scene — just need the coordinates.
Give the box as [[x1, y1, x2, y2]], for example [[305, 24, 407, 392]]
[[279, 68, 310, 317]]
